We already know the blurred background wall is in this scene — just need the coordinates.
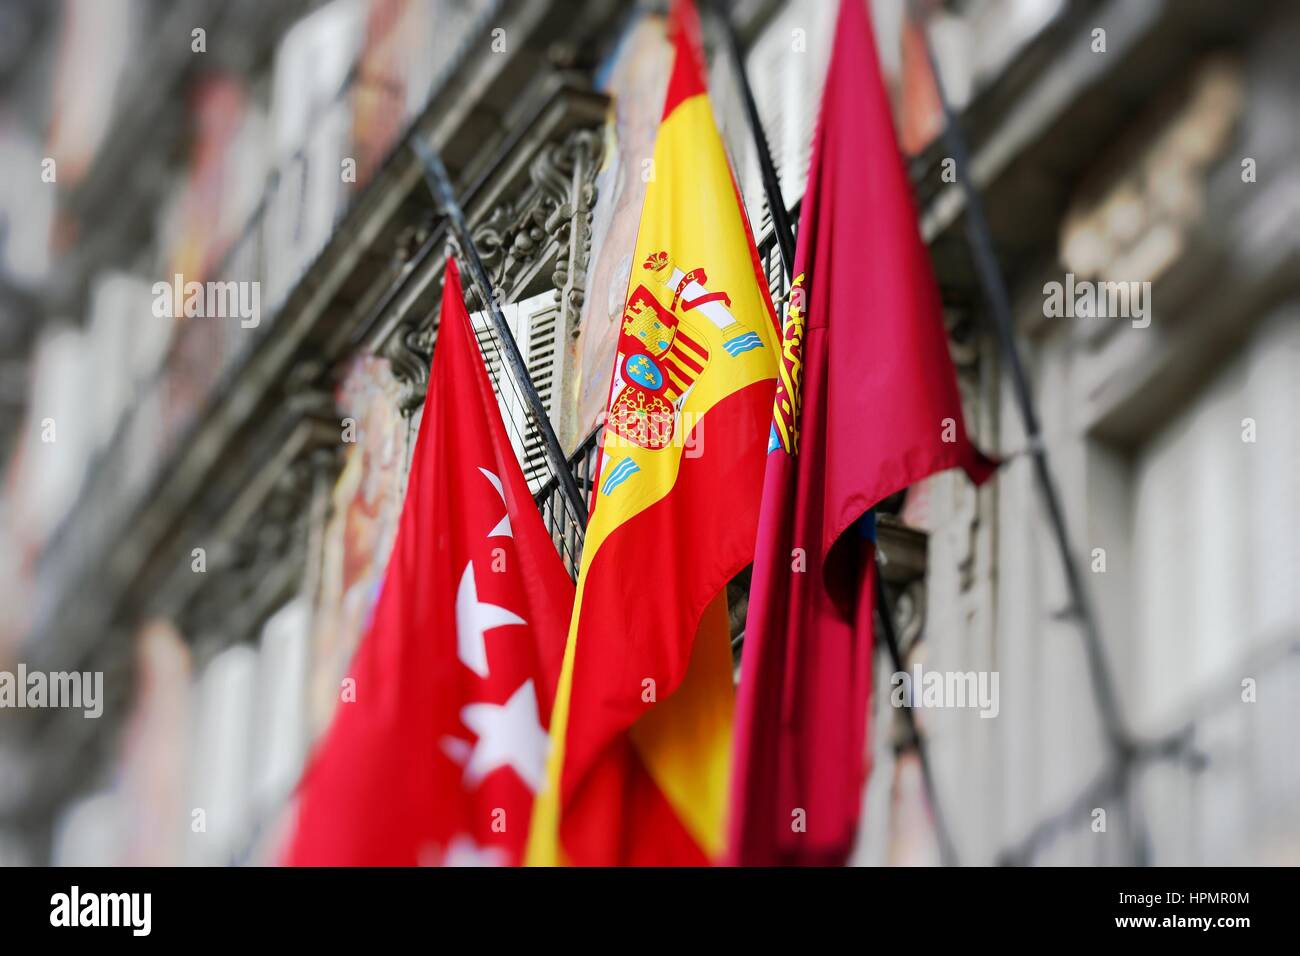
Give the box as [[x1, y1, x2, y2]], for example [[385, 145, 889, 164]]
[[0, 0, 1294, 866]]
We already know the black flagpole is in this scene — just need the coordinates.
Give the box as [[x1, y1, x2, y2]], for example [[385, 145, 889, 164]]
[[710, 0, 959, 867], [410, 136, 589, 535], [904, 0, 1131, 750], [905, 0, 1199, 867], [713, 6, 796, 280]]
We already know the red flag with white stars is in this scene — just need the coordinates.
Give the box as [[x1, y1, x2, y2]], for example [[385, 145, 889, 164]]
[[283, 258, 574, 866]]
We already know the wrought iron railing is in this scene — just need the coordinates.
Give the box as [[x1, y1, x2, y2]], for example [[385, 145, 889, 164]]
[[532, 427, 601, 578]]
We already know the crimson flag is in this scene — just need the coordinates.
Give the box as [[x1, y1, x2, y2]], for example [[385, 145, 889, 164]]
[[283, 259, 574, 866], [727, 0, 996, 866]]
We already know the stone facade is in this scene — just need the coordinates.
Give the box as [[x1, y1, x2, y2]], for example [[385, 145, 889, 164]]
[[0, 0, 1294, 866]]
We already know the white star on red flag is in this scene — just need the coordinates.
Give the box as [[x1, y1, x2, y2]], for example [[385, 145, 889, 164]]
[[455, 561, 526, 678], [478, 467, 513, 538], [458, 679, 549, 793]]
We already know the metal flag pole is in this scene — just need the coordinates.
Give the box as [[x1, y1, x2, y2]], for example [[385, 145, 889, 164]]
[[713, 5, 796, 280], [709, 0, 960, 866], [904, 0, 1131, 751], [411, 136, 590, 535]]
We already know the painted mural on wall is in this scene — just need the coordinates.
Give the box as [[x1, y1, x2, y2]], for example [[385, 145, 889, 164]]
[[306, 354, 411, 736], [118, 620, 193, 866]]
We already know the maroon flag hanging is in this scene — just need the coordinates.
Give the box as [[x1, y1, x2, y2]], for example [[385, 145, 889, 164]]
[[727, 0, 995, 866]]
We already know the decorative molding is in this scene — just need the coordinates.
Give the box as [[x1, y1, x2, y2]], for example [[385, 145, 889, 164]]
[[466, 125, 604, 318], [892, 579, 928, 656], [384, 321, 437, 416], [549, 128, 602, 333], [876, 515, 930, 652], [1058, 57, 1244, 350], [174, 406, 344, 650], [380, 118, 606, 416]]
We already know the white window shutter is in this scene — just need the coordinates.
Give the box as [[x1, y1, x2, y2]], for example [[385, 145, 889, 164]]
[[469, 291, 564, 494], [521, 299, 563, 490]]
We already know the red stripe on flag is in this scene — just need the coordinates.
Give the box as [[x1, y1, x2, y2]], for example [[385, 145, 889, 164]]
[[673, 327, 707, 361], [660, 358, 691, 389], [559, 381, 774, 816], [669, 345, 704, 376], [661, 0, 707, 120], [560, 737, 711, 866]]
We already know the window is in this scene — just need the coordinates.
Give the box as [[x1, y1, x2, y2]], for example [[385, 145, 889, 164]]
[[471, 291, 567, 493]]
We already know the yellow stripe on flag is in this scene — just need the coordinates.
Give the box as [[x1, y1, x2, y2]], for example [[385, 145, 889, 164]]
[[628, 590, 735, 858]]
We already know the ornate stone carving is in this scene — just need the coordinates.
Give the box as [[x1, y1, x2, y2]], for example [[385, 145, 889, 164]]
[[384, 321, 435, 416], [551, 129, 601, 327], [471, 127, 604, 307], [876, 516, 930, 652], [383, 123, 604, 416], [892, 579, 928, 657]]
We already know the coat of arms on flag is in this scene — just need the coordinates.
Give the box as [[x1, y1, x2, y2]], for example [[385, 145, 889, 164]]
[[609, 247, 765, 451]]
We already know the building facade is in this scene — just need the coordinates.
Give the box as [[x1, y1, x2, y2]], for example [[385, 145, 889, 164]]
[[0, 0, 1295, 866]]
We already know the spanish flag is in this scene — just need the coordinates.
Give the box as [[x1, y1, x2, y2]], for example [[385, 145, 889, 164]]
[[527, 0, 779, 865]]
